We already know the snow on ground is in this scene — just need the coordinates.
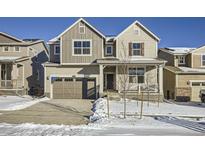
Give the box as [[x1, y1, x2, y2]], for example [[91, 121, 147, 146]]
[[0, 98, 205, 135], [0, 96, 49, 111], [108, 99, 205, 117]]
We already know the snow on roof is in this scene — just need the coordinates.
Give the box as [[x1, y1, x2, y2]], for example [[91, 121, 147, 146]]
[[179, 67, 205, 73], [164, 47, 196, 55]]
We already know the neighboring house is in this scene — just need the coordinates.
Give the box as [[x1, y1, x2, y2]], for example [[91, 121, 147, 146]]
[[44, 18, 166, 99], [0, 32, 49, 95], [159, 46, 205, 102]]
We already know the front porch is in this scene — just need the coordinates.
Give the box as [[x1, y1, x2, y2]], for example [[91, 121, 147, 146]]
[[0, 62, 24, 95], [97, 58, 165, 99]]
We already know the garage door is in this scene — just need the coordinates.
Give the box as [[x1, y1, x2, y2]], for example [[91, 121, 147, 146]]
[[52, 77, 96, 99], [191, 86, 203, 102]]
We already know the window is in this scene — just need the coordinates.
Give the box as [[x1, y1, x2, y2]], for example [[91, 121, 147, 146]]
[[178, 56, 185, 64], [105, 45, 113, 56], [73, 40, 91, 55], [202, 55, 205, 66], [3, 46, 9, 52], [79, 22, 85, 34], [128, 67, 145, 84], [54, 45, 60, 55], [192, 82, 201, 86], [15, 46, 20, 52], [132, 43, 142, 56]]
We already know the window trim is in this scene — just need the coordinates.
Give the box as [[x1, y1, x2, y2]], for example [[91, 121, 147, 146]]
[[105, 45, 113, 56], [79, 22, 85, 34], [3, 46, 9, 52], [54, 44, 60, 55], [72, 39, 92, 56], [14, 46, 20, 52], [131, 42, 143, 57], [128, 66, 146, 84], [178, 55, 186, 64], [201, 54, 205, 67]]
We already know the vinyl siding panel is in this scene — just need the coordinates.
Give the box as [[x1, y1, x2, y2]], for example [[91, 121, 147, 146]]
[[61, 21, 103, 64], [0, 34, 21, 43], [0, 46, 28, 57], [117, 23, 157, 59]]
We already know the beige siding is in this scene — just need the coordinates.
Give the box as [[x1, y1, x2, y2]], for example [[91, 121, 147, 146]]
[[117, 23, 158, 59], [191, 46, 205, 68], [44, 65, 100, 97], [0, 46, 28, 57], [178, 74, 205, 87], [61, 21, 103, 64], [0, 34, 20, 43], [163, 68, 176, 99]]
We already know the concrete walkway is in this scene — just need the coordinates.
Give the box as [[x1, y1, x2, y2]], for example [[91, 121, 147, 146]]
[[0, 99, 93, 125]]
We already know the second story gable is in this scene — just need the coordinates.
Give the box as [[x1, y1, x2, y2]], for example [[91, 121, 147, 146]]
[[115, 20, 160, 59], [48, 18, 160, 64], [49, 18, 105, 64]]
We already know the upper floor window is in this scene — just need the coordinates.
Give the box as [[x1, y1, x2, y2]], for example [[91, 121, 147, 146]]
[[54, 45, 60, 55], [178, 55, 185, 64], [73, 40, 91, 56], [128, 67, 145, 84], [15, 46, 20, 52], [3, 46, 9, 52], [202, 55, 205, 66], [79, 22, 85, 34], [129, 43, 144, 56], [105, 45, 113, 56]]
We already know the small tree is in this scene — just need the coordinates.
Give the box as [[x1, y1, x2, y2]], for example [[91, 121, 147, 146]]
[[145, 66, 157, 106], [117, 41, 132, 118]]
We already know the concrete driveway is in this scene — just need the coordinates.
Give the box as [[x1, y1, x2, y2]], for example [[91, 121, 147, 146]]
[[0, 99, 93, 125]]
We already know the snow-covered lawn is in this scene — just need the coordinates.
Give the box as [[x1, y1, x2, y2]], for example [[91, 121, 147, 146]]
[[0, 96, 49, 111], [0, 98, 205, 135], [106, 99, 205, 117]]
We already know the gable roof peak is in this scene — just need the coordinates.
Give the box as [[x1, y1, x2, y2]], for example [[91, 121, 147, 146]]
[[114, 19, 160, 41], [0, 32, 24, 42], [56, 17, 106, 39]]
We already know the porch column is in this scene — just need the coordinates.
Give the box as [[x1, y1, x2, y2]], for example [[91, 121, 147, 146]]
[[99, 64, 104, 97], [158, 64, 163, 95]]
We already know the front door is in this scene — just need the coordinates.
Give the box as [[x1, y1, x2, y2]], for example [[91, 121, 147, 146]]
[[106, 74, 114, 90]]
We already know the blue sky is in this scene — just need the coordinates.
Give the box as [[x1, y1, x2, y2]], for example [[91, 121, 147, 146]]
[[0, 17, 205, 48]]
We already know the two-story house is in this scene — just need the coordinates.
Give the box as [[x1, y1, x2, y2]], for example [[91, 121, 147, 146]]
[[0, 32, 48, 95], [159, 46, 205, 102], [44, 18, 166, 99]]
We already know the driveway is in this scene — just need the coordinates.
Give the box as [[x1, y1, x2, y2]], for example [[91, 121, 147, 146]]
[[0, 99, 93, 125]]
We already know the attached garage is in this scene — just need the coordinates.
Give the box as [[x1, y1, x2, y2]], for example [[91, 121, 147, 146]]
[[52, 77, 96, 99], [190, 81, 205, 102]]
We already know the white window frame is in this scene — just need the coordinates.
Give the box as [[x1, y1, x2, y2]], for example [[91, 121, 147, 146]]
[[14, 46, 20, 52], [132, 42, 142, 57], [3, 46, 9, 52], [128, 66, 145, 84], [201, 54, 205, 67], [72, 39, 92, 56], [178, 55, 185, 64], [105, 45, 113, 56], [54, 44, 60, 55], [79, 22, 85, 34]]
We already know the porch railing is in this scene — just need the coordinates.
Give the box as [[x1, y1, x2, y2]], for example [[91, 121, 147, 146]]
[[0, 80, 23, 89]]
